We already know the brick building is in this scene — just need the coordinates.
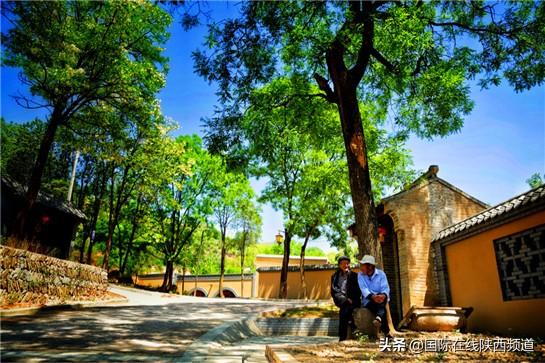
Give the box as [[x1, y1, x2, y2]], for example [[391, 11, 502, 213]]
[[374, 165, 488, 324]]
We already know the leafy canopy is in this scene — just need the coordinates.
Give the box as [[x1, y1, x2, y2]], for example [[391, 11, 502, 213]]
[[192, 1, 544, 141], [2, 0, 171, 123]]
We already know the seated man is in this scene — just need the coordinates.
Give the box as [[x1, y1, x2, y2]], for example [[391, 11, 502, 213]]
[[357, 255, 392, 337], [331, 256, 361, 341]]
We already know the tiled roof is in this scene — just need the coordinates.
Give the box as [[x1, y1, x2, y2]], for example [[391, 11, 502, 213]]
[[256, 254, 328, 260], [137, 273, 254, 281], [257, 263, 339, 272], [433, 184, 545, 242], [1, 175, 87, 220]]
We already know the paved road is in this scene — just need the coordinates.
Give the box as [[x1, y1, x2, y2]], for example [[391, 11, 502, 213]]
[[0, 285, 311, 362]]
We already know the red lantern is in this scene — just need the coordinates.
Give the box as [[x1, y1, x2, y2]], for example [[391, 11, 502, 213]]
[[41, 215, 50, 224]]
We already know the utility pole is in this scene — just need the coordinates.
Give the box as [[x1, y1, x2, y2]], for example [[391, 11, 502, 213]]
[[67, 150, 80, 202]]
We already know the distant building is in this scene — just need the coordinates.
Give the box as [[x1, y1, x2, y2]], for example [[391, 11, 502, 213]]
[[1, 176, 86, 259], [432, 185, 545, 336]]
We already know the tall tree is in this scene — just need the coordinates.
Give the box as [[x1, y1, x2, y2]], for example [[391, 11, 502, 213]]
[[149, 135, 217, 292], [189, 1, 545, 262], [233, 190, 261, 297], [2, 1, 171, 239], [211, 171, 255, 298], [292, 149, 350, 300], [238, 77, 413, 298], [100, 109, 168, 270]]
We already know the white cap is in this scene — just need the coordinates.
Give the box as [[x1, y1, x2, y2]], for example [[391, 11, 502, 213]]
[[359, 255, 376, 265]]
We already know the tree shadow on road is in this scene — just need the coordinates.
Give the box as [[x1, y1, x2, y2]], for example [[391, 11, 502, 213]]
[[2, 301, 292, 362]]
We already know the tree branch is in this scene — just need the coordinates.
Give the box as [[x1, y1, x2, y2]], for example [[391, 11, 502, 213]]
[[428, 20, 520, 37], [313, 73, 337, 103], [349, 14, 374, 84], [370, 47, 396, 73]]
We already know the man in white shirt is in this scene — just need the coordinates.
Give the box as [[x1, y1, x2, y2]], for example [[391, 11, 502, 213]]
[[357, 255, 391, 337]]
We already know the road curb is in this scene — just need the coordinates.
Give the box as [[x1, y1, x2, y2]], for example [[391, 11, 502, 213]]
[[109, 283, 160, 296], [265, 345, 300, 363], [181, 303, 337, 362], [180, 316, 262, 362], [0, 297, 129, 317]]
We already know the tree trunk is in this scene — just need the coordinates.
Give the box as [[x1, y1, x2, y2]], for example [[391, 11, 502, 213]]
[[161, 260, 174, 292], [102, 164, 130, 271], [240, 231, 247, 297], [85, 168, 107, 264], [103, 220, 117, 270], [218, 231, 226, 298], [326, 53, 380, 263], [15, 107, 63, 240], [279, 229, 291, 299], [120, 196, 142, 276], [181, 266, 186, 295], [102, 165, 117, 270], [120, 221, 137, 276], [77, 160, 92, 263], [299, 246, 307, 300], [75, 157, 90, 210], [299, 228, 314, 300], [194, 229, 205, 296]]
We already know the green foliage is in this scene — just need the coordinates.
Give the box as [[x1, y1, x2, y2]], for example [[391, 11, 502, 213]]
[[1, 1, 172, 239], [241, 77, 414, 252], [193, 1, 544, 112], [254, 243, 284, 256], [2, 1, 170, 114], [253, 242, 326, 258], [1, 118, 45, 184], [146, 134, 218, 264], [0, 118, 72, 197], [190, 0, 544, 260]]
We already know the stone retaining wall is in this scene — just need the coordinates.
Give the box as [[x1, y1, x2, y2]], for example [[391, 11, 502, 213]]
[[0, 246, 108, 306], [255, 318, 338, 336]]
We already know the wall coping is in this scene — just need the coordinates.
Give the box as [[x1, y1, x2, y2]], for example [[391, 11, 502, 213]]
[[257, 264, 341, 272], [136, 273, 254, 281]]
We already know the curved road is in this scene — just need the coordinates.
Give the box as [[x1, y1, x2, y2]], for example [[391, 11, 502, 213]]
[[1, 285, 310, 362]]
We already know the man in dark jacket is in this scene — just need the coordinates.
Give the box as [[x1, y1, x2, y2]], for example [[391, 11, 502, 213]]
[[331, 256, 361, 341]]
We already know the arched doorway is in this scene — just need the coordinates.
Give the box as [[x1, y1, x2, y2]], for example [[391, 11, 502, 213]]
[[378, 212, 403, 326], [215, 288, 237, 298], [188, 288, 207, 297]]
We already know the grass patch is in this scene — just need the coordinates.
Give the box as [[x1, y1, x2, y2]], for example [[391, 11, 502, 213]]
[[262, 304, 339, 318]]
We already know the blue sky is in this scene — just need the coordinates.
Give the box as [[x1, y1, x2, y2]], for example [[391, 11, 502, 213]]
[[2, 2, 544, 253]]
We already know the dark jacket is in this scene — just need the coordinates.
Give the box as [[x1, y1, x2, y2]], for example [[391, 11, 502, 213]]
[[331, 269, 361, 308]]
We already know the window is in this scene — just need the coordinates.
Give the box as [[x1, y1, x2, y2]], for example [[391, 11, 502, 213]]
[[494, 224, 545, 301]]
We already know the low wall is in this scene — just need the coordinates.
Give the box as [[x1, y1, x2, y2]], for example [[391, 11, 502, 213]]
[[136, 273, 255, 298], [257, 264, 354, 300], [255, 318, 338, 336], [0, 246, 108, 307]]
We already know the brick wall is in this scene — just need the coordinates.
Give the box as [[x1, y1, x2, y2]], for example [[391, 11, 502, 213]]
[[382, 178, 485, 316]]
